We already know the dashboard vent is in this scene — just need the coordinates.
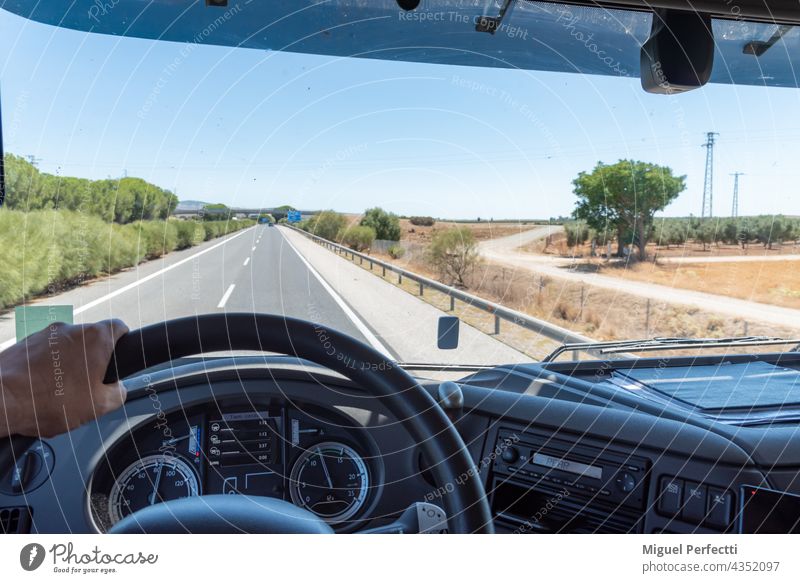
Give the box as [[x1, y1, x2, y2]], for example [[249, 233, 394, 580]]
[[0, 506, 33, 534]]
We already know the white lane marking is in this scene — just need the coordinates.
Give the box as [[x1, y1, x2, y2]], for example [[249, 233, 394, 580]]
[[0, 227, 255, 350], [243, 257, 250, 267], [252, 246, 257, 251], [279, 230, 393, 359], [217, 284, 236, 309]]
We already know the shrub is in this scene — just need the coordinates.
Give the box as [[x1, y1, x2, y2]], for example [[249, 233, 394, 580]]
[[303, 211, 346, 241], [339, 225, 376, 252], [129, 221, 178, 259], [409, 216, 435, 227], [427, 226, 480, 287], [360, 207, 401, 241], [387, 244, 405, 259], [174, 221, 203, 249], [0, 210, 255, 309]]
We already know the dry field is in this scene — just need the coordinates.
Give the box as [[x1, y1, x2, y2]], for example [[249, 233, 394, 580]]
[[584, 259, 800, 310], [398, 219, 540, 245], [365, 246, 797, 358]]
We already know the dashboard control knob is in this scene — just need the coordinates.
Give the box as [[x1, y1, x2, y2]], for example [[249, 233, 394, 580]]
[[501, 446, 520, 464], [616, 471, 636, 493]]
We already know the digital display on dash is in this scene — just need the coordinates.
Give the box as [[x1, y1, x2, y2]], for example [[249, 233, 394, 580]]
[[740, 486, 800, 534], [531, 452, 603, 480]]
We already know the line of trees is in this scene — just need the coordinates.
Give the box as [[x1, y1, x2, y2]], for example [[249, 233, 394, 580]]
[[3, 154, 178, 222], [299, 207, 480, 287], [299, 207, 404, 251], [565, 215, 800, 253], [570, 159, 800, 257]]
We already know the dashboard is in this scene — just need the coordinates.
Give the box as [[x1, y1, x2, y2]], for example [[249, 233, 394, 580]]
[[89, 399, 379, 532], [2, 352, 800, 534]]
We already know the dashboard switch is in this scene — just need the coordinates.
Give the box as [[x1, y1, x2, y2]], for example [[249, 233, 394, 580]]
[[706, 487, 733, 529], [682, 482, 707, 524], [501, 446, 519, 464], [657, 476, 683, 516]]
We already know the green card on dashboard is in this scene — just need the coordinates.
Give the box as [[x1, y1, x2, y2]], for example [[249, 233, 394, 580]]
[[15, 305, 74, 342]]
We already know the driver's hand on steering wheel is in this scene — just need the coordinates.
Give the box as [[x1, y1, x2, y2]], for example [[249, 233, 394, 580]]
[[0, 319, 129, 438]]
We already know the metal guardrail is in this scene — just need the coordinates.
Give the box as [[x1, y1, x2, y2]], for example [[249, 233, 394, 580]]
[[285, 225, 595, 351]]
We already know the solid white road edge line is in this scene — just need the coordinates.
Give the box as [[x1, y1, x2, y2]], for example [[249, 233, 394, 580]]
[[278, 229, 394, 360], [0, 227, 255, 350], [217, 284, 236, 309]]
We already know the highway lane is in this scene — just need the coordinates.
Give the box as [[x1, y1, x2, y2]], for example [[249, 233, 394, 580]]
[[0, 224, 380, 354]]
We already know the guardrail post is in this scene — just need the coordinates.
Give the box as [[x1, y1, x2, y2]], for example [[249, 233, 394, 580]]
[[419, 282, 424, 296], [382, 265, 386, 277], [398, 273, 403, 284], [449, 296, 455, 311], [369, 260, 373, 270], [494, 315, 500, 335], [359, 256, 363, 265]]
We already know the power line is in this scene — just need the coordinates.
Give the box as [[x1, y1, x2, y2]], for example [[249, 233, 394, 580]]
[[701, 131, 719, 219], [730, 172, 744, 218]]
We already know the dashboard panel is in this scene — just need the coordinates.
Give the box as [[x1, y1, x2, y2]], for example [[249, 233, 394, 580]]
[[88, 396, 384, 532], [2, 353, 799, 534]]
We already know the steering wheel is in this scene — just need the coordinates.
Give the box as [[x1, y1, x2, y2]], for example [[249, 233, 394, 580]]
[[1, 313, 493, 534]]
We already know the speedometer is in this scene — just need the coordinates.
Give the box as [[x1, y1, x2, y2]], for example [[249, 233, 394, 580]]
[[109, 454, 200, 525], [289, 442, 369, 524]]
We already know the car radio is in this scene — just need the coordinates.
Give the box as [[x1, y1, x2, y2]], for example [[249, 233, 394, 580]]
[[490, 429, 649, 533]]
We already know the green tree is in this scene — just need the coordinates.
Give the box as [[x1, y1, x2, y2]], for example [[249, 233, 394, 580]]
[[305, 210, 346, 241], [339, 225, 376, 251], [572, 160, 685, 260], [3, 154, 178, 223], [360, 207, 401, 241], [201, 203, 232, 221], [427, 227, 480, 287]]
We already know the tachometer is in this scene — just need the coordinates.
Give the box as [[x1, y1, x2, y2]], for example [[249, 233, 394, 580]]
[[109, 454, 200, 524], [289, 442, 369, 524]]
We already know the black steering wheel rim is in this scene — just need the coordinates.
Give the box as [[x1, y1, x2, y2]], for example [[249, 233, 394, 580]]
[[101, 313, 493, 533]]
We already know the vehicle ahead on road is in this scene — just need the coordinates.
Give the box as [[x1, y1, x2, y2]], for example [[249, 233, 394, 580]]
[[0, 1, 799, 535]]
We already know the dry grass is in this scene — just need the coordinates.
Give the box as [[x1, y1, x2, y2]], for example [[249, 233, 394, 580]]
[[361, 246, 798, 359], [590, 259, 800, 310], [399, 219, 540, 245]]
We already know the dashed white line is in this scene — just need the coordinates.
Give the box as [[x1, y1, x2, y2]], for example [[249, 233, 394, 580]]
[[217, 284, 236, 309], [243, 257, 250, 267], [252, 246, 257, 251]]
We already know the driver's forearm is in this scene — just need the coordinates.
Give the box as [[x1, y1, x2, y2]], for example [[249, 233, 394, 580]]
[[0, 386, 21, 438], [0, 357, 23, 438]]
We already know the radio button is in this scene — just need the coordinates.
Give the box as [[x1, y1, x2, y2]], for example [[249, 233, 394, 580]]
[[682, 482, 707, 524], [706, 488, 733, 529], [616, 472, 637, 493], [501, 447, 519, 464], [658, 477, 683, 516]]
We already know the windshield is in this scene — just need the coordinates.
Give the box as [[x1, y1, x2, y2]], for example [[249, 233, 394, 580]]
[[0, 2, 799, 372]]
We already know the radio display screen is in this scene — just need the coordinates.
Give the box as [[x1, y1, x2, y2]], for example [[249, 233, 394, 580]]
[[531, 453, 602, 481], [740, 486, 800, 533]]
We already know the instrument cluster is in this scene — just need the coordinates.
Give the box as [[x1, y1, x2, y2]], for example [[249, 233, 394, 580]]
[[89, 397, 379, 532]]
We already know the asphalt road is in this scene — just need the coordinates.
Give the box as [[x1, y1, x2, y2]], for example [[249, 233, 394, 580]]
[[0, 225, 378, 353]]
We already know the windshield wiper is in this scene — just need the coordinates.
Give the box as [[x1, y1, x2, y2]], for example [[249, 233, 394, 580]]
[[543, 336, 800, 362]]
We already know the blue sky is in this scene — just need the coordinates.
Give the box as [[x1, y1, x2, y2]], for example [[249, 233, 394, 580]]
[[1, 8, 799, 220]]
